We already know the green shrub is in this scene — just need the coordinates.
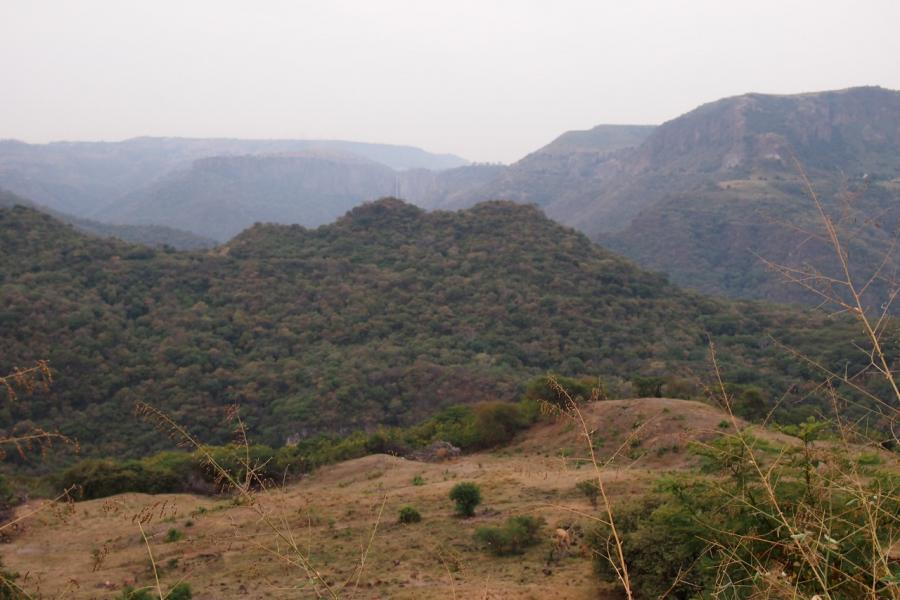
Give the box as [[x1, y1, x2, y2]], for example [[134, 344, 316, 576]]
[[398, 506, 421, 524], [116, 583, 191, 600], [164, 528, 183, 543], [411, 475, 425, 486], [449, 482, 481, 517], [632, 376, 664, 398], [0, 558, 25, 600], [590, 438, 900, 600], [117, 588, 155, 600], [167, 583, 192, 600], [470, 401, 526, 448], [475, 515, 545, 555], [524, 374, 594, 410], [575, 479, 600, 507], [59, 458, 145, 499]]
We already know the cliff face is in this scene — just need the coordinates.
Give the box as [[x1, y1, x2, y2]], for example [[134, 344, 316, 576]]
[[629, 86, 900, 176]]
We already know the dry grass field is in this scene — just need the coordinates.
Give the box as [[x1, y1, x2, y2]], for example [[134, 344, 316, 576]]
[[3, 399, 796, 599]]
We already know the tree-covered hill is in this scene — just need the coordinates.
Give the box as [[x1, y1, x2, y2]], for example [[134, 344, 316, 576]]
[[0, 200, 881, 460]]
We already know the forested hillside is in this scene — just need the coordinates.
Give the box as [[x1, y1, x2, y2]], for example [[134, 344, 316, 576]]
[[0, 200, 883, 461]]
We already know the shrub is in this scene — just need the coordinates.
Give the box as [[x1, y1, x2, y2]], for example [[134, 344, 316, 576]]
[[575, 479, 600, 507], [590, 440, 900, 600], [475, 515, 545, 556], [398, 506, 421, 524], [524, 374, 594, 410], [470, 401, 526, 448], [167, 583, 192, 600], [449, 482, 481, 517], [117, 588, 155, 600], [411, 475, 425, 486], [59, 459, 145, 499], [117, 583, 191, 600], [164, 528, 183, 543], [632, 376, 664, 398], [0, 559, 24, 600]]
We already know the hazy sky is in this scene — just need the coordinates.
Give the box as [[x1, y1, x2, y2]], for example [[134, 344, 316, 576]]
[[2, 1, 899, 163]]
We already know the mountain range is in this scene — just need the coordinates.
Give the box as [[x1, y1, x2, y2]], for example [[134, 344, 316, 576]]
[[0, 87, 897, 309]]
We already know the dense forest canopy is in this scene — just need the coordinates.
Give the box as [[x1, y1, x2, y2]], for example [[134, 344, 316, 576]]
[[0, 199, 887, 462]]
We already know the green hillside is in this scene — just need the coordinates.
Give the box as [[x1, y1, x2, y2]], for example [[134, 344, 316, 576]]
[[0, 200, 882, 460]]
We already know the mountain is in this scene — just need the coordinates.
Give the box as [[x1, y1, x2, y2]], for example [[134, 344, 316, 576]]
[[406, 124, 655, 211], [0, 188, 215, 250], [0, 200, 872, 459], [412, 87, 900, 308], [0, 137, 467, 218], [597, 86, 900, 306], [103, 153, 402, 241]]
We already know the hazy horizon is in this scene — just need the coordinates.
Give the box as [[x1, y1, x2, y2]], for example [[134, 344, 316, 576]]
[[3, 0, 900, 163]]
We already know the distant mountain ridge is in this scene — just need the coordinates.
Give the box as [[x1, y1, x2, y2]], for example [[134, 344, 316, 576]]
[[103, 153, 403, 241], [0, 136, 468, 218], [0, 188, 215, 249]]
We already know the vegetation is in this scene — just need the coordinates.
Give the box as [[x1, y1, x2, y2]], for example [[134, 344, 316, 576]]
[[475, 515, 545, 556], [117, 583, 192, 600], [53, 397, 538, 499], [449, 482, 481, 517], [575, 479, 600, 507], [0, 201, 880, 463], [397, 506, 421, 524], [163, 528, 183, 543], [590, 433, 899, 599]]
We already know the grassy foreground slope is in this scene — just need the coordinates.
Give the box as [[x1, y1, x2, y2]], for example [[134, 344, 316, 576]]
[[3, 398, 799, 600], [0, 199, 875, 458]]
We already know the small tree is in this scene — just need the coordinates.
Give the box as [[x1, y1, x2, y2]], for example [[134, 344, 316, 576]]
[[632, 376, 664, 398], [398, 506, 421, 524], [449, 481, 481, 517]]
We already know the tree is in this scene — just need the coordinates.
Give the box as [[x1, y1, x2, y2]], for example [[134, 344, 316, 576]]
[[449, 482, 481, 517]]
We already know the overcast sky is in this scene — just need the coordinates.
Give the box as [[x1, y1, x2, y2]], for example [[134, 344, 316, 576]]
[[2, 1, 899, 163]]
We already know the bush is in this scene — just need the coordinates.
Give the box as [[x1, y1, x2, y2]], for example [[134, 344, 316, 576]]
[[632, 376, 664, 398], [475, 515, 545, 556], [470, 401, 526, 448], [449, 482, 481, 517], [411, 475, 425, 486], [0, 559, 24, 600], [117, 583, 191, 600], [524, 374, 594, 410], [59, 459, 145, 499], [164, 528, 183, 543], [575, 479, 600, 507], [590, 442, 900, 600], [167, 583, 192, 600], [398, 506, 421, 524]]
